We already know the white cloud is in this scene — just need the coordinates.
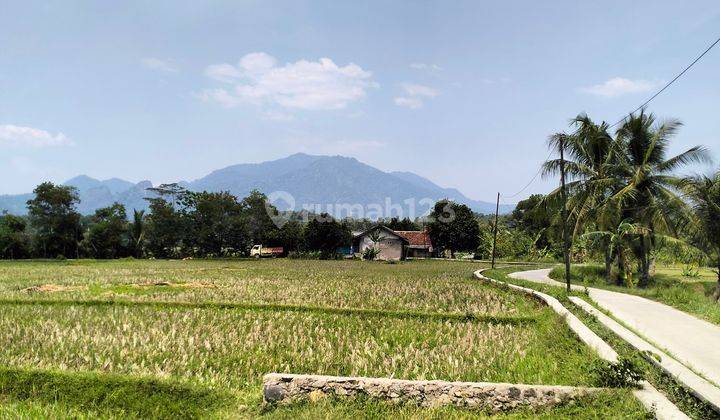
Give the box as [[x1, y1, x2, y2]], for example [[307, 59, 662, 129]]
[[141, 58, 178, 73], [394, 83, 439, 109], [0, 124, 71, 147], [204, 63, 243, 83], [410, 63, 443, 72], [394, 96, 423, 109], [578, 77, 661, 97], [480, 77, 511, 85], [402, 83, 439, 97], [200, 52, 376, 110]]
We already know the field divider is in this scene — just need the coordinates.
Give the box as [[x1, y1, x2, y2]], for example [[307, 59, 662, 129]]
[[474, 269, 689, 420], [0, 297, 536, 325], [263, 372, 604, 410]]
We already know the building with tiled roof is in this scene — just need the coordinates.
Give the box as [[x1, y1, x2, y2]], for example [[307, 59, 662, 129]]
[[352, 225, 434, 260]]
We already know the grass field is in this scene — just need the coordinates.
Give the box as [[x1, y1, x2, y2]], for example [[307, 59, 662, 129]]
[[0, 259, 647, 418], [549, 264, 720, 325]]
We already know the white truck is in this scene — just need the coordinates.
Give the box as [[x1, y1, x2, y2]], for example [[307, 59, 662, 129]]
[[250, 245, 284, 258]]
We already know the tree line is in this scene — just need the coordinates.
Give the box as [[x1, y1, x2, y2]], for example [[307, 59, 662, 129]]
[[0, 182, 483, 260]]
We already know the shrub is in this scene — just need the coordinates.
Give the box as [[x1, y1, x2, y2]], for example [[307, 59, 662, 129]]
[[287, 251, 322, 259], [362, 247, 380, 261], [592, 356, 644, 388], [681, 264, 700, 278]]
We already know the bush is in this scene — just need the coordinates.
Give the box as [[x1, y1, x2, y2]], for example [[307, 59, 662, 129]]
[[362, 247, 380, 261], [682, 264, 700, 278], [592, 356, 644, 388], [287, 251, 322, 259]]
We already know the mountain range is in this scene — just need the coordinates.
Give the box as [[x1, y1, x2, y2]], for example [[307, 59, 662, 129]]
[[0, 153, 514, 217]]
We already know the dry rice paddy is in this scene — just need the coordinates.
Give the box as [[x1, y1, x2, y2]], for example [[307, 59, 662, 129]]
[[0, 259, 646, 418]]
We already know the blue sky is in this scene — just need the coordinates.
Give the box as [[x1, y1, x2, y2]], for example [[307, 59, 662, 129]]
[[1, 1, 719, 204]]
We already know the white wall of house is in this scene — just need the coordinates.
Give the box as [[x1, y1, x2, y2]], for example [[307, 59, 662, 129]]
[[357, 229, 404, 261]]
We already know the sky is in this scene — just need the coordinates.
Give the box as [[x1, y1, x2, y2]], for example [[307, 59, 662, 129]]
[[1, 1, 719, 205]]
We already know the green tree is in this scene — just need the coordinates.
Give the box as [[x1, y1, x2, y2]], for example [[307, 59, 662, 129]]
[[303, 214, 351, 258], [582, 221, 647, 287], [146, 183, 188, 208], [385, 217, 419, 231], [186, 191, 248, 256], [613, 111, 710, 286], [511, 194, 561, 257], [682, 171, 720, 299], [278, 219, 304, 253], [0, 213, 30, 259], [427, 200, 480, 258], [145, 197, 186, 258], [84, 203, 128, 258], [240, 190, 281, 246], [26, 182, 82, 258], [544, 115, 622, 280]]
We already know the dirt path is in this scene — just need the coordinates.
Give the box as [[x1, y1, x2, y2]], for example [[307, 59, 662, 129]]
[[510, 268, 720, 387]]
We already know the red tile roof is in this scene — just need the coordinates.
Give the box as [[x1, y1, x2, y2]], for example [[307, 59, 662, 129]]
[[394, 230, 432, 249]]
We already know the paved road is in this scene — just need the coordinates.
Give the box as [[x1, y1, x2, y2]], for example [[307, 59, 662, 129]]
[[510, 268, 720, 387]]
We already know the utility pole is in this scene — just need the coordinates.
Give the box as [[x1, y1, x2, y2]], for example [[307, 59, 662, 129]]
[[491, 192, 500, 269], [559, 135, 571, 292]]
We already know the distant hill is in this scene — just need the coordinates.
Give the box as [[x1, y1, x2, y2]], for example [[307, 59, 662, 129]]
[[0, 153, 515, 217]]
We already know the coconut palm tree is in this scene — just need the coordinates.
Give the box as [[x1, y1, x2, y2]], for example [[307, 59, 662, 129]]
[[543, 114, 622, 282], [681, 171, 720, 299], [612, 110, 710, 286], [129, 209, 145, 258]]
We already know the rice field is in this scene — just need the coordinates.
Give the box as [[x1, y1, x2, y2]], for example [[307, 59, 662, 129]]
[[0, 259, 646, 418]]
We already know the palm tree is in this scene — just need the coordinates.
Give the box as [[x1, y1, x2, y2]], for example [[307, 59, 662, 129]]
[[129, 209, 145, 258], [682, 171, 720, 299], [543, 114, 621, 282], [612, 110, 710, 286]]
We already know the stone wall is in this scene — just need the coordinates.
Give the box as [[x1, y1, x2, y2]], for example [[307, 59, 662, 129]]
[[263, 373, 601, 412]]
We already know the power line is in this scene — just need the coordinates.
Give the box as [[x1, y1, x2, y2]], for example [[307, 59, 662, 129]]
[[501, 149, 554, 200], [501, 33, 720, 200], [610, 34, 720, 128]]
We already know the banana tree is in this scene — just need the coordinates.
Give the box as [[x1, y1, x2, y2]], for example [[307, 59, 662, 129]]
[[682, 172, 720, 300], [582, 221, 648, 287]]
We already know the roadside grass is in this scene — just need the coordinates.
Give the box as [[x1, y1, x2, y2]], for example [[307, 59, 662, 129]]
[[0, 259, 645, 417], [548, 265, 720, 325], [486, 266, 716, 419]]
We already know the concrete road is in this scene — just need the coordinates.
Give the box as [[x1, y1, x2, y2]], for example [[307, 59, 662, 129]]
[[510, 268, 720, 387]]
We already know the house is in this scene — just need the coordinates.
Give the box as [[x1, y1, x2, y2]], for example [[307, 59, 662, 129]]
[[352, 225, 434, 260], [394, 229, 434, 258]]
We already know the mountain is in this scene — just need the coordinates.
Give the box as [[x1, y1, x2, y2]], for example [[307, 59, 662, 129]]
[[390, 171, 514, 214], [0, 153, 515, 217], [0, 177, 157, 216]]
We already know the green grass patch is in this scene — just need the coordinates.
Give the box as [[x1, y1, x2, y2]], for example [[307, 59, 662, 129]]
[[549, 264, 720, 325], [0, 366, 233, 419]]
